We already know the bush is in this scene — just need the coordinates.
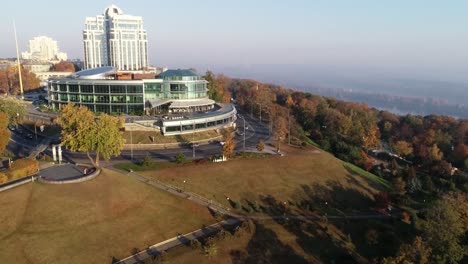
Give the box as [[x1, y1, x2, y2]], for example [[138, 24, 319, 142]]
[[5, 158, 39, 180], [256, 140, 265, 152], [141, 155, 154, 167], [0, 172, 8, 184], [174, 153, 186, 164], [190, 239, 202, 249]]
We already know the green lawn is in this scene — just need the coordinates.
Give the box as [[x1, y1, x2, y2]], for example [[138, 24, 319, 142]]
[[114, 161, 178, 172], [343, 162, 392, 190], [0, 169, 215, 264]]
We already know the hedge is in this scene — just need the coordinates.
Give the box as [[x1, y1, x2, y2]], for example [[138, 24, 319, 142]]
[[4, 158, 39, 181]]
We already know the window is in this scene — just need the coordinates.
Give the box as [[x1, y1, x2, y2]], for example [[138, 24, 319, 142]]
[[69, 85, 79, 93], [81, 85, 93, 93], [127, 85, 143, 93], [95, 85, 109, 93], [111, 85, 126, 93], [166, 126, 181, 132]]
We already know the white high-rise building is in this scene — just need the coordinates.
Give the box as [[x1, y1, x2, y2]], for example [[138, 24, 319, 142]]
[[22, 36, 68, 61], [83, 5, 148, 71]]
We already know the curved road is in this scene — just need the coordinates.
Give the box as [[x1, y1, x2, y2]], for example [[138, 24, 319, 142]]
[[8, 107, 271, 164]]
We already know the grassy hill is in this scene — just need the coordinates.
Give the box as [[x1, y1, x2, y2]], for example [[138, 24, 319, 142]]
[[137, 145, 399, 263], [0, 169, 215, 264]]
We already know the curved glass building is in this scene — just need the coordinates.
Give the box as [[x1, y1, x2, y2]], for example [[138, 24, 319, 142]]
[[47, 67, 237, 135]]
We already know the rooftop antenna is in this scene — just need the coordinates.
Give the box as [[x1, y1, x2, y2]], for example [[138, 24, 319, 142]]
[[13, 20, 24, 100]]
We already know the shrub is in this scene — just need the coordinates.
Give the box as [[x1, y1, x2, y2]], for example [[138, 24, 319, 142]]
[[233, 201, 241, 209], [256, 140, 265, 152], [203, 237, 218, 256], [141, 155, 154, 167], [5, 158, 39, 180], [190, 239, 202, 249], [0, 172, 8, 184], [174, 153, 186, 164]]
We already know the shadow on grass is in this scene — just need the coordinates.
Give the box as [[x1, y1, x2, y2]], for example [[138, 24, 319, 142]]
[[230, 222, 309, 264], [253, 181, 412, 262]]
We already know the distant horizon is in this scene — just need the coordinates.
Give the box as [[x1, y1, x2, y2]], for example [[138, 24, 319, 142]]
[[1, 0, 467, 105]]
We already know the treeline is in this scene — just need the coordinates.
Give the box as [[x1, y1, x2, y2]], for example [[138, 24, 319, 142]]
[[205, 73, 468, 175], [0, 66, 40, 95], [305, 87, 468, 119]]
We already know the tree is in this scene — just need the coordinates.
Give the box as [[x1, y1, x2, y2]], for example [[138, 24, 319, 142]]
[[381, 236, 432, 264], [0, 66, 40, 94], [52, 61, 75, 72], [222, 128, 236, 158], [175, 152, 186, 164], [57, 104, 124, 167], [0, 97, 26, 125], [421, 193, 467, 263], [0, 112, 10, 154], [393, 140, 413, 156], [256, 139, 265, 152], [429, 144, 443, 161], [392, 177, 407, 196]]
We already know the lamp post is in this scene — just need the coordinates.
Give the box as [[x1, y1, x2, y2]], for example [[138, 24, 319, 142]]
[[130, 129, 133, 161], [183, 180, 186, 192], [240, 115, 246, 150], [257, 103, 262, 123], [192, 120, 195, 158], [288, 109, 291, 145]]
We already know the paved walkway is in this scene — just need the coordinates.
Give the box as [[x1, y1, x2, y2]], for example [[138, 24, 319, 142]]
[[116, 218, 240, 264]]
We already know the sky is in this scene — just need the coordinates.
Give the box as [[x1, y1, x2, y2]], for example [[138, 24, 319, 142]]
[[1, 0, 468, 83]]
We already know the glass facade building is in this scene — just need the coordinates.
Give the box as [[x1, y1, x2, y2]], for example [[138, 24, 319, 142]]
[[48, 68, 237, 135], [49, 69, 210, 115]]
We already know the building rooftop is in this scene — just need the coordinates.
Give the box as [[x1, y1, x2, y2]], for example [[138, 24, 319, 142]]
[[157, 69, 199, 78]]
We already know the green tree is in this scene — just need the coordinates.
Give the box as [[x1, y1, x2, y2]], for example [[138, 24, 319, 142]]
[[57, 104, 124, 167], [421, 193, 467, 263], [0, 97, 26, 125], [175, 152, 186, 164]]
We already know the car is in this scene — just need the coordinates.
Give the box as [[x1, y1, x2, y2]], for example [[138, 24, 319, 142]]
[[26, 133, 33, 139], [8, 126, 15, 131], [219, 141, 225, 146]]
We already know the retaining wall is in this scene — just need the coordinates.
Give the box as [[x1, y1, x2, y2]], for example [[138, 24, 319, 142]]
[[0, 175, 36, 193], [123, 135, 223, 150], [38, 168, 101, 185]]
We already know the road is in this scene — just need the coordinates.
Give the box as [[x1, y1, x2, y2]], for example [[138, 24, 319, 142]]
[[8, 106, 271, 163]]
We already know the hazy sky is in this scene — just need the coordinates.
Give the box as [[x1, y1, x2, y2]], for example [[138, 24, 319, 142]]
[[1, 0, 468, 81]]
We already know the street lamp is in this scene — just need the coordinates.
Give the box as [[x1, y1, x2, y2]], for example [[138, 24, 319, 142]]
[[239, 115, 246, 150], [183, 180, 186, 192], [192, 120, 195, 158], [257, 103, 262, 123]]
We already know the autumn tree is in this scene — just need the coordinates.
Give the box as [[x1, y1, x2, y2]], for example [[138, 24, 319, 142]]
[[52, 61, 76, 72], [0, 66, 40, 94], [221, 128, 236, 158], [57, 104, 124, 167], [256, 139, 265, 152], [0, 112, 11, 154], [393, 140, 413, 156]]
